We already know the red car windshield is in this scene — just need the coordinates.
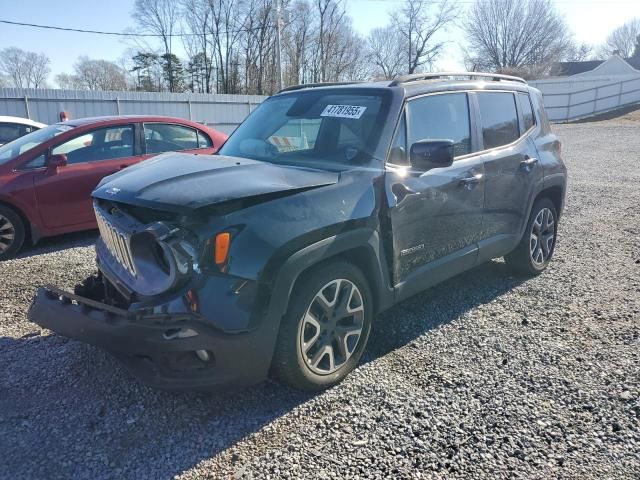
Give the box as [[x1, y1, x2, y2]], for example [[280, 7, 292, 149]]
[[0, 124, 74, 165]]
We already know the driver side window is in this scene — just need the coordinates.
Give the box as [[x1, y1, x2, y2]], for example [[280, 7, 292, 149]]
[[52, 125, 135, 165], [388, 113, 408, 165], [406, 93, 472, 158]]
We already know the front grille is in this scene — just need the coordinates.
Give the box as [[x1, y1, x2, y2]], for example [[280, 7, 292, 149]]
[[95, 208, 136, 276]]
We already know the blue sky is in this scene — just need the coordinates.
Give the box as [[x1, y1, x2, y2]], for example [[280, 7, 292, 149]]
[[1, 0, 639, 80]]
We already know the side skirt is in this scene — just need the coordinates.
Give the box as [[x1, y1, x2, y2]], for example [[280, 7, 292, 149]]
[[394, 245, 478, 303]]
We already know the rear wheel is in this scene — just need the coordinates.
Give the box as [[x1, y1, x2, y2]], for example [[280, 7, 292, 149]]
[[0, 205, 25, 261], [505, 197, 557, 275], [271, 261, 373, 391]]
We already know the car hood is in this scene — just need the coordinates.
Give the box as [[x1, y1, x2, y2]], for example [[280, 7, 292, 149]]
[[93, 152, 339, 213]]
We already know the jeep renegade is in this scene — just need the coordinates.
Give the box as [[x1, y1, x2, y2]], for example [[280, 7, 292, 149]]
[[29, 73, 566, 391]]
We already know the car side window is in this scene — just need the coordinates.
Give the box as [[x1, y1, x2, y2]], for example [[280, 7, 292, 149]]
[[0, 123, 30, 144], [517, 93, 536, 132], [388, 112, 407, 165], [52, 126, 135, 165], [477, 92, 519, 150], [406, 93, 471, 158], [197, 130, 213, 148], [144, 123, 200, 154], [532, 91, 552, 135], [21, 154, 47, 169]]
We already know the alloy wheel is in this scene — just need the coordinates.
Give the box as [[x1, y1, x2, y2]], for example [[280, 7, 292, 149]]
[[299, 278, 365, 375], [529, 207, 555, 267], [0, 214, 15, 254]]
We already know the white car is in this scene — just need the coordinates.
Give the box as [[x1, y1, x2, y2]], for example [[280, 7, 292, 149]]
[[0, 116, 47, 146]]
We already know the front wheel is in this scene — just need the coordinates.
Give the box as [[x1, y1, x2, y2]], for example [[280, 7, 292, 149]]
[[505, 197, 558, 275], [271, 261, 373, 391], [0, 205, 26, 261]]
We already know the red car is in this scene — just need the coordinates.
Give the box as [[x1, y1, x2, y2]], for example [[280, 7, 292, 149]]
[[0, 115, 227, 259]]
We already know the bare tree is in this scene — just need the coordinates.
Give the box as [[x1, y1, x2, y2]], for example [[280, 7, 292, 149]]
[[133, 0, 181, 91], [315, 0, 345, 82], [125, 0, 371, 94], [324, 18, 365, 81], [599, 18, 640, 58], [208, 0, 247, 93], [565, 42, 593, 62], [55, 72, 85, 90], [73, 57, 128, 91], [463, 0, 572, 74], [25, 52, 51, 88], [242, 0, 277, 94], [284, 0, 313, 85], [0, 47, 50, 88], [181, 0, 215, 92], [367, 26, 405, 79], [391, 0, 457, 74]]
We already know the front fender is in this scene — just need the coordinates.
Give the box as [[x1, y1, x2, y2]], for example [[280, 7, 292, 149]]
[[264, 228, 394, 326]]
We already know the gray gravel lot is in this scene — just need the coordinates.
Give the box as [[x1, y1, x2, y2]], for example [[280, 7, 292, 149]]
[[1, 120, 639, 479]]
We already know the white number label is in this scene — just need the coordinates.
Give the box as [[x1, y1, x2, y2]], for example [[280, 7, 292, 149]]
[[320, 104, 367, 119]]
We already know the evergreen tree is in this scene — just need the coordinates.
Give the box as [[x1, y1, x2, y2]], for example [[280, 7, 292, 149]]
[[161, 53, 185, 92]]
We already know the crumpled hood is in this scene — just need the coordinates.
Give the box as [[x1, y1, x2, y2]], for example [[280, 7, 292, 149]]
[[93, 152, 339, 213]]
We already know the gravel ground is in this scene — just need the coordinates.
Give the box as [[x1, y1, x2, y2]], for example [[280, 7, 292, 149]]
[[1, 120, 639, 479]]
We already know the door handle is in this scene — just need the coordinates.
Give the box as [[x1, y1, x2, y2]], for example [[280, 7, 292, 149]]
[[520, 157, 538, 169], [458, 173, 483, 188]]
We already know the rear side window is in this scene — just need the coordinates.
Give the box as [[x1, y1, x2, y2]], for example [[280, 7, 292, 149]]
[[517, 93, 536, 132], [144, 123, 200, 153], [197, 130, 213, 148], [477, 92, 519, 150], [406, 93, 471, 157], [533, 91, 552, 134]]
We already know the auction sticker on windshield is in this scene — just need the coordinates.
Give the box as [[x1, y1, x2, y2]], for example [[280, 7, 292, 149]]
[[321, 104, 367, 119]]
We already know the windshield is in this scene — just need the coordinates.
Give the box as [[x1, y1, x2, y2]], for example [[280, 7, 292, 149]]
[[219, 89, 391, 167], [0, 124, 74, 165]]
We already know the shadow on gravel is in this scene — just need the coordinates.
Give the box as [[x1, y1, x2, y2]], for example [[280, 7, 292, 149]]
[[8, 230, 98, 261], [0, 259, 527, 479], [366, 259, 527, 361], [0, 334, 314, 479]]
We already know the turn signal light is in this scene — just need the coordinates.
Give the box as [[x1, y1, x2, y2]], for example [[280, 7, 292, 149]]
[[214, 232, 231, 266]]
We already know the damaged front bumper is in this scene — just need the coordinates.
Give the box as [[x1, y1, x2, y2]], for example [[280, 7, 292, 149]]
[[28, 284, 277, 390]]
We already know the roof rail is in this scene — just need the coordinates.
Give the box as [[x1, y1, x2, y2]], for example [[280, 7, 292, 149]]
[[278, 81, 363, 93], [389, 72, 527, 86]]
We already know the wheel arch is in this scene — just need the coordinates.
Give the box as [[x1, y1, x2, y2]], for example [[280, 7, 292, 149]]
[[0, 199, 34, 244], [535, 184, 564, 219], [265, 228, 394, 330]]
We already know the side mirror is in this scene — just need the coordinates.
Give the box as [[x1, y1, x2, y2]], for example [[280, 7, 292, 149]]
[[409, 140, 454, 171], [47, 153, 67, 171]]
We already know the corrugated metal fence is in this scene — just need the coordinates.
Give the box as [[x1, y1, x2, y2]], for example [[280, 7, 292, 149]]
[[530, 76, 640, 122], [0, 88, 268, 134]]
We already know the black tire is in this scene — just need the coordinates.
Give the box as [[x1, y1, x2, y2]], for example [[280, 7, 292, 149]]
[[271, 261, 373, 391], [505, 197, 558, 276], [0, 205, 26, 261]]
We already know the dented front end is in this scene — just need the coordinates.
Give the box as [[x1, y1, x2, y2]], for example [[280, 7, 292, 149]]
[[93, 198, 202, 301], [28, 199, 277, 390]]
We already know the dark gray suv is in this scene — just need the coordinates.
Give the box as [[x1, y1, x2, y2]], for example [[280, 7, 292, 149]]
[[29, 72, 566, 391]]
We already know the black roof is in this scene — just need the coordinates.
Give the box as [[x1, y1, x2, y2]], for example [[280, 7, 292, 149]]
[[554, 57, 640, 76]]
